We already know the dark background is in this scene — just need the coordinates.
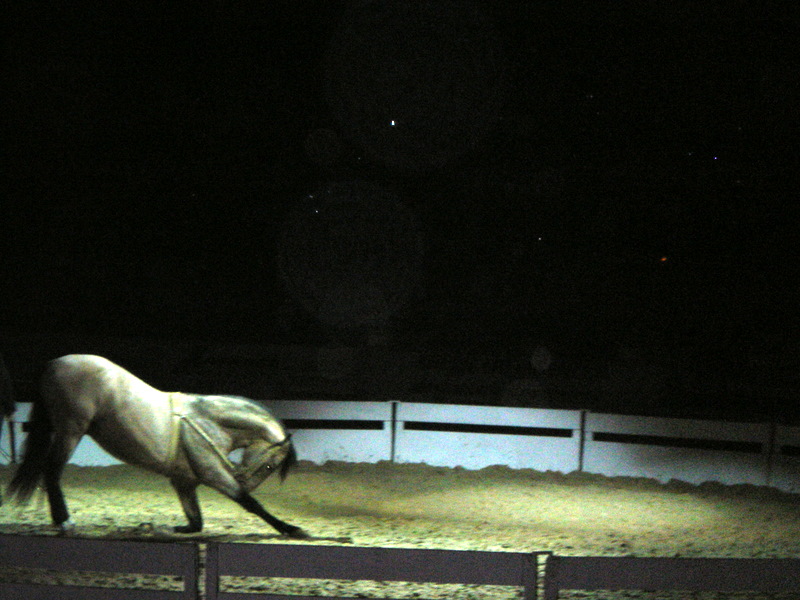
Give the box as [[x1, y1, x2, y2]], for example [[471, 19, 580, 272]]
[[2, 1, 798, 418]]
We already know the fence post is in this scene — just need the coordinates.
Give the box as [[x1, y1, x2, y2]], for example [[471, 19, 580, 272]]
[[577, 410, 587, 472], [542, 553, 558, 600], [390, 400, 398, 463], [205, 542, 220, 600], [525, 552, 549, 600], [765, 418, 777, 488], [9, 417, 16, 463]]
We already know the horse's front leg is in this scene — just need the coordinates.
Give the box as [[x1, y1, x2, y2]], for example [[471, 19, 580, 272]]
[[233, 492, 308, 538], [179, 422, 307, 538], [169, 479, 203, 534]]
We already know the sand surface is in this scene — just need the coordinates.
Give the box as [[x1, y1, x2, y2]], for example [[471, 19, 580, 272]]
[[2, 461, 800, 597]]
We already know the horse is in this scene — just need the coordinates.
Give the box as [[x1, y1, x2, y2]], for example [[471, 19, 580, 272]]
[[6, 354, 307, 537]]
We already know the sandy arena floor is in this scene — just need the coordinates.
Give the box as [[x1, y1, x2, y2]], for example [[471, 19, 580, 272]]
[[2, 461, 800, 598]]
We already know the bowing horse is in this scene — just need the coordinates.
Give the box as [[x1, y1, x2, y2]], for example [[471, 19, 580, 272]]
[[7, 354, 306, 537]]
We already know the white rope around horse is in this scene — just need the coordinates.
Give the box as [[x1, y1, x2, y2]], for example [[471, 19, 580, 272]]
[[168, 392, 236, 472]]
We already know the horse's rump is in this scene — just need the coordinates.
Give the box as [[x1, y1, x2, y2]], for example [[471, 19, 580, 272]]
[[41, 355, 176, 472]]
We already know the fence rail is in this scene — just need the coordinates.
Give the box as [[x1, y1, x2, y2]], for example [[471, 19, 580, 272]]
[[0, 534, 198, 600], [206, 542, 540, 600], [3, 536, 800, 600], [543, 555, 800, 598]]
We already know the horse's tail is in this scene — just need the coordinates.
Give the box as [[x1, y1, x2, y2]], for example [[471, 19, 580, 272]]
[[6, 399, 53, 504]]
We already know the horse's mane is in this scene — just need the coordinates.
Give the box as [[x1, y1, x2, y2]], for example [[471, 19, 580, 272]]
[[279, 437, 297, 482]]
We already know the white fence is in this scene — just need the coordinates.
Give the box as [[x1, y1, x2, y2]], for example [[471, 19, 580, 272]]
[[267, 400, 393, 465], [3, 401, 800, 493], [394, 402, 582, 472], [582, 412, 772, 487], [769, 424, 800, 493]]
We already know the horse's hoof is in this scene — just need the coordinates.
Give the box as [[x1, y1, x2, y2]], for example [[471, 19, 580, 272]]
[[284, 526, 310, 539], [335, 536, 354, 544], [174, 525, 202, 534], [57, 520, 76, 535]]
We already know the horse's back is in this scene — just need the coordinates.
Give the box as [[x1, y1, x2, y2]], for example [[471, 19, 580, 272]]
[[42, 355, 161, 424], [47, 354, 121, 376], [46, 354, 152, 391]]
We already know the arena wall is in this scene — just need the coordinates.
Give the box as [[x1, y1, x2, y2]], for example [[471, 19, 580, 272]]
[[393, 402, 582, 472], [582, 412, 772, 487], [3, 401, 800, 493], [267, 400, 393, 464]]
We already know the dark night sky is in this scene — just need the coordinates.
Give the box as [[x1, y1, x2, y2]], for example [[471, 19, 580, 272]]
[[1, 1, 799, 378]]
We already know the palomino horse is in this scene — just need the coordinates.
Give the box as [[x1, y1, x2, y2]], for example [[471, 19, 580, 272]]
[[7, 354, 307, 537]]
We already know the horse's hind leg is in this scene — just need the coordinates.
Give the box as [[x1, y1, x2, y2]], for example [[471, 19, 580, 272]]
[[44, 432, 82, 531], [170, 479, 203, 534]]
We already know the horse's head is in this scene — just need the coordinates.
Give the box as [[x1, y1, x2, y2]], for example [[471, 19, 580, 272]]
[[235, 435, 297, 491]]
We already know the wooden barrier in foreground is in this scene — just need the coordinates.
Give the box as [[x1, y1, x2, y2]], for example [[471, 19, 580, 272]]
[[205, 542, 540, 600], [5, 535, 800, 599], [0, 534, 199, 600], [543, 555, 800, 599]]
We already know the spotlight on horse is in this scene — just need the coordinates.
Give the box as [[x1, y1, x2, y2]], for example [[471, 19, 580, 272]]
[[6, 354, 308, 538]]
